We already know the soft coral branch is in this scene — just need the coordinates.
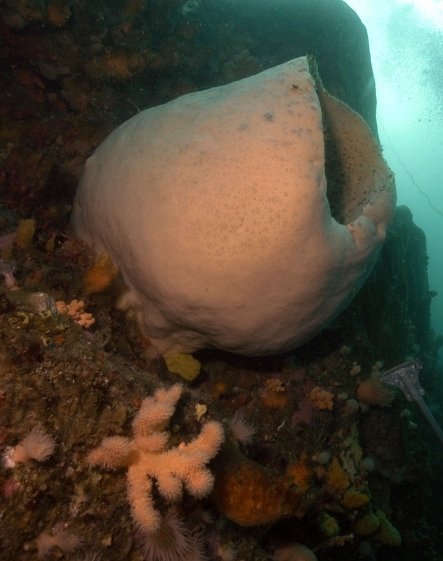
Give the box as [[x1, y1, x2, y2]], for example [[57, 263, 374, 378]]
[[87, 384, 224, 534]]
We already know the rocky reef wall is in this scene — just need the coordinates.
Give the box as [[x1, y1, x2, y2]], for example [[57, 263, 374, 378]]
[[1, 1, 442, 561]]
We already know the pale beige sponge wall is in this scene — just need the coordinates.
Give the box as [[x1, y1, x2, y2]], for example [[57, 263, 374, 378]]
[[71, 56, 396, 356]]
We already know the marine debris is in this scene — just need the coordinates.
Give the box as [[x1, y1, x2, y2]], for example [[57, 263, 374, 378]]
[[381, 360, 443, 446]]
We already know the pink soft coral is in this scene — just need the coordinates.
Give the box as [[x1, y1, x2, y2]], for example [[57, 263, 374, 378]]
[[87, 384, 224, 534]]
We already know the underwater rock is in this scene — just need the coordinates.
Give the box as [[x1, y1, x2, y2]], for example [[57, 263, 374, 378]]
[[72, 56, 395, 356]]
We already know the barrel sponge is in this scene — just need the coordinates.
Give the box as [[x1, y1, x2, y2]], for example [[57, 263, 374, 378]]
[[72, 56, 395, 356]]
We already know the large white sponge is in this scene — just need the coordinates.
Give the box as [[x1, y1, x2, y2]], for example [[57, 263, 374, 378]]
[[72, 56, 395, 355]]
